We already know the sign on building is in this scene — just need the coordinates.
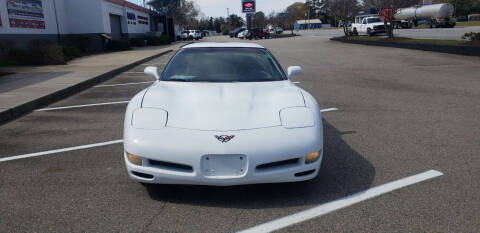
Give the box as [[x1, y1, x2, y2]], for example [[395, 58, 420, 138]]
[[242, 0, 255, 13], [7, 0, 45, 29], [138, 15, 148, 25], [127, 12, 136, 25]]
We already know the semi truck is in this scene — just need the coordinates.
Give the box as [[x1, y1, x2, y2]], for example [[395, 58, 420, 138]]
[[391, 3, 456, 28]]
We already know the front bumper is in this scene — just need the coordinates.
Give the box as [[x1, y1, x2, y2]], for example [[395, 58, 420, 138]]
[[124, 126, 323, 186], [125, 151, 323, 186]]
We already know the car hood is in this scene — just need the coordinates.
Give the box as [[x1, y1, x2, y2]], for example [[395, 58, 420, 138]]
[[141, 81, 305, 131]]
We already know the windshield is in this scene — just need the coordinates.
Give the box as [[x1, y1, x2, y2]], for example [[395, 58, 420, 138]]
[[161, 48, 287, 82], [368, 18, 382, 23]]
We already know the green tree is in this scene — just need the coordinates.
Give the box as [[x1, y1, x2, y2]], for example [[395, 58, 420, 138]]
[[227, 14, 245, 30]]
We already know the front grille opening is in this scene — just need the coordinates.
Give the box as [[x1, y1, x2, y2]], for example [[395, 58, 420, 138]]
[[149, 159, 193, 173], [295, 169, 316, 177], [256, 158, 299, 170], [131, 171, 154, 179]]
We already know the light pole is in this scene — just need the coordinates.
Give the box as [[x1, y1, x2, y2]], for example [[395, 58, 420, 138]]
[[227, 8, 230, 31]]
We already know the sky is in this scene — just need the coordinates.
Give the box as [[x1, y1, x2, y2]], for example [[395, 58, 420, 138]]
[[127, 0, 301, 18]]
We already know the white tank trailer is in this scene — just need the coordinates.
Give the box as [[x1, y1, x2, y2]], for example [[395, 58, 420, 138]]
[[394, 3, 456, 28]]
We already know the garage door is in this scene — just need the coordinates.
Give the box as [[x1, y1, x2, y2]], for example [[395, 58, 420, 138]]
[[109, 14, 122, 40]]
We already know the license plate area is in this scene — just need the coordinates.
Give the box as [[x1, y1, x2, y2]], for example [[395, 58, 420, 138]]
[[202, 154, 247, 177]]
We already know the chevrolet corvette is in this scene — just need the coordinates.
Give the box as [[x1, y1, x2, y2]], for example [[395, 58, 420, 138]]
[[124, 42, 323, 186]]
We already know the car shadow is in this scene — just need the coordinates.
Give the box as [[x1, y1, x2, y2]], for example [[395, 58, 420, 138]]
[[143, 120, 375, 209]]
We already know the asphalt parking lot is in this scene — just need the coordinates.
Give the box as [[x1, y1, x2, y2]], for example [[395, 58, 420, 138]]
[[1, 36, 480, 232]]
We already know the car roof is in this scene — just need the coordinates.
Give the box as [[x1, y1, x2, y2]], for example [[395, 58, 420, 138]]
[[183, 42, 265, 49]]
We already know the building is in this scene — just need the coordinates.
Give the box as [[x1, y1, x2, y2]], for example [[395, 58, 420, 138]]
[[354, 8, 379, 24], [0, 0, 152, 51], [294, 19, 330, 30]]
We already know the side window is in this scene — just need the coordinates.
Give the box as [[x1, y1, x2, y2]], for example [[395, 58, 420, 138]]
[[362, 19, 367, 24]]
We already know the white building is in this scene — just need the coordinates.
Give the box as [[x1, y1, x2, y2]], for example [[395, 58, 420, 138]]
[[0, 0, 152, 51]]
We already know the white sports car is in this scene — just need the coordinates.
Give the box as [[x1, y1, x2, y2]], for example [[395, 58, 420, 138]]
[[124, 42, 323, 186]]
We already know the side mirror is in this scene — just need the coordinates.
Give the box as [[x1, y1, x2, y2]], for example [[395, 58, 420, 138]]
[[144, 66, 159, 80], [287, 66, 302, 79]]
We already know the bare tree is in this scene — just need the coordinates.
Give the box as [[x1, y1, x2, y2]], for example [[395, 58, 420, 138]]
[[329, 0, 360, 36], [166, 0, 199, 28], [253, 11, 267, 28]]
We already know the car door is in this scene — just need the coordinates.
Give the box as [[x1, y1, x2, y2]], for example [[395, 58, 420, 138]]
[[360, 18, 367, 33]]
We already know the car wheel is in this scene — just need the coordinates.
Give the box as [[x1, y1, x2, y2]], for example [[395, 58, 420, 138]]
[[353, 28, 358, 36], [367, 28, 373, 37]]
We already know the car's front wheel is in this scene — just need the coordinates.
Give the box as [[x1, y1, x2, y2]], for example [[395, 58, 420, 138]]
[[367, 28, 373, 37]]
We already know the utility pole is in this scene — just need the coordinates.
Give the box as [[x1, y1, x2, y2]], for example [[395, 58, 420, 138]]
[[227, 8, 230, 31]]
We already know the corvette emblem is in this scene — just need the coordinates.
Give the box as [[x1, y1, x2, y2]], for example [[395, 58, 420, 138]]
[[215, 135, 235, 143]]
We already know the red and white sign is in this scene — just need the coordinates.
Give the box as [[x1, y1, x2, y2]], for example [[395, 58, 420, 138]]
[[9, 18, 45, 29], [242, 1, 256, 13], [7, 0, 45, 29]]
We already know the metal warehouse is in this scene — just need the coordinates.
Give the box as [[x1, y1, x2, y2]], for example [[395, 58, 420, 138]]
[[0, 0, 153, 51]]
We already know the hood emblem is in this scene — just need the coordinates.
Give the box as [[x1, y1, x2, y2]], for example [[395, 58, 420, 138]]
[[215, 135, 235, 143]]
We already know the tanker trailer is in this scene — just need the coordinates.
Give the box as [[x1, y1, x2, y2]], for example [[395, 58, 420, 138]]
[[393, 3, 456, 29]]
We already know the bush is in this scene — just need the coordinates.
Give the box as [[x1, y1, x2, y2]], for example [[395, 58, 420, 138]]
[[0, 40, 14, 57], [130, 38, 146, 47], [145, 36, 170, 46], [7, 40, 65, 65], [462, 32, 480, 41], [41, 44, 66, 65], [107, 40, 131, 51], [8, 48, 43, 65], [64, 35, 91, 52], [62, 45, 82, 61]]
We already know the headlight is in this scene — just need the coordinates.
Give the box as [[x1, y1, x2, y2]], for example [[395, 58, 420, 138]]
[[305, 150, 321, 164], [132, 108, 168, 129], [127, 152, 143, 166], [280, 107, 314, 129]]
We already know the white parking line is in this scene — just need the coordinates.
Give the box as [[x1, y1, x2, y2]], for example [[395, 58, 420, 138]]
[[238, 170, 444, 233], [35, 101, 130, 112], [0, 140, 123, 163], [94, 81, 154, 87], [320, 108, 338, 113]]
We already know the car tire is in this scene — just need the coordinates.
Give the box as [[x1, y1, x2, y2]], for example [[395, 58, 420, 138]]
[[353, 28, 358, 36], [367, 28, 373, 37]]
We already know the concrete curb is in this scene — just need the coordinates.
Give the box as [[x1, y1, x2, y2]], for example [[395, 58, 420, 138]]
[[0, 49, 173, 125], [330, 37, 480, 57]]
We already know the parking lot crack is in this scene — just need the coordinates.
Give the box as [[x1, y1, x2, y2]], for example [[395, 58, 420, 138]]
[[143, 201, 168, 232]]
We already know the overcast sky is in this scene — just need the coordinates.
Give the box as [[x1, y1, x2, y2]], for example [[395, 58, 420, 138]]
[[127, 0, 301, 18]]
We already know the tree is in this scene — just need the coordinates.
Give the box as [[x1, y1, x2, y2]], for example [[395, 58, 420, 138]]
[[328, 0, 360, 36], [227, 14, 245, 29], [167, 0, 199, 28], [286, 2, 308, 29], [253, 11, 267, 28], [213, 17, 226, 33]]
